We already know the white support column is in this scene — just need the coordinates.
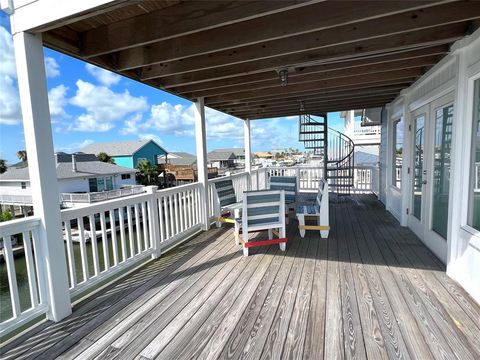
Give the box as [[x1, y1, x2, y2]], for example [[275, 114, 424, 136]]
[[194, 97, 210, 230], [243, 119, 252, 189], [13, 32, 71, 321], [345, 110, 355, 139]]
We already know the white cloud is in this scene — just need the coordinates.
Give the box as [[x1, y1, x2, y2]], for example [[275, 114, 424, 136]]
[[0, 25, 16, 78], [48, 84, 68, 118], [85, 63, 121, 86], [138, 133, 163, 145], [71, 114, 114, 132], [55, 139, 94, 153], [45, 57, 60, 78], [69, 80, 147, 132], [0, 25, 21, 125], [0, 75, 21, 125], [119, 113, 143, 135], [144, 102, 195, 136]]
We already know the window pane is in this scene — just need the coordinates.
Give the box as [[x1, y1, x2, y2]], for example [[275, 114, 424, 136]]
[[432, 105, 453, 238], [89, 178, 97, 192], [393, 118, 403, 188], [413, 115, 425, 220], [469, 79, 480, 230], [105, 177, 113, 190], [97, 178, 105, 192]]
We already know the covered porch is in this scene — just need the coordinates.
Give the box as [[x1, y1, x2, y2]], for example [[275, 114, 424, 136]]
[[1, 0, 480, 357], [2, 194, 479, 359]]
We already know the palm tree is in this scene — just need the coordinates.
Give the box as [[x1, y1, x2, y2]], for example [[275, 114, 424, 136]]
[[0, 159, 7, 174], [97, 152, 115, 164], [137, 159, 158, 186], [16, 150, 27, 162]]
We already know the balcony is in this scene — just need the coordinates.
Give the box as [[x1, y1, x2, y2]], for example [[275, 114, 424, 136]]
[[1, 189, 479, 359]]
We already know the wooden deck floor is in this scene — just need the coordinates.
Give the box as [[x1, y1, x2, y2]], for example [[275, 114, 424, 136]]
[[2, 195, 480, 359]]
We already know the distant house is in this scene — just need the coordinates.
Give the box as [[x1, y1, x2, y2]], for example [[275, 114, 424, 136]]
[[207, 151, 236, 169], [211, 148, 245, 166], [81, 139, 167, 169], [0, 153, 137, 210], [157, 152, 197, 167], [255, 151, 274, 159]]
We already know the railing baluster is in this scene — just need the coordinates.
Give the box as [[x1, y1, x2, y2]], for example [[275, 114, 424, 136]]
[[77, 218, 89, 282], [100, 212, 110, 271], [187, 189, 193, 228], [22, 230, 40, 308], [127, 205, 135, 258], [134, 203, 142, 254], [141, 201, 149, 250], [63, 221, 77, 289], [4, 235, 21, 318], [169, 195, 175, 238], [109, 210, 119, 266], [164, 196, 171, 239], [158, 196, 165, 243], [177, 192, 183, 233], [118, 207, 127, 262], [88, 214, 100, 276]]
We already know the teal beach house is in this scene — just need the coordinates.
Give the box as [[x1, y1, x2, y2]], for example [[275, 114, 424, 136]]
[[81, 139, 167, 169]]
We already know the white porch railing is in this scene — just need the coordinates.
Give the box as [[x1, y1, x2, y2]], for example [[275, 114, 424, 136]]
[[0, 194, 33, 206], [60, 186, 145, 205], [0, 165, 380, 338], [0, 217, 47, 336]]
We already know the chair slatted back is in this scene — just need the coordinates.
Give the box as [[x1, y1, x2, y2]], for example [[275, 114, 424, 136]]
[[214, 179, 237, 207], [269, 176, 296, 204], [316, 179, 328, 210], [243, 190, 285, 227]]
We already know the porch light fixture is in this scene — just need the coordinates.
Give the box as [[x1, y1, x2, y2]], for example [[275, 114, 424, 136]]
[[279, 69, 288, 86]]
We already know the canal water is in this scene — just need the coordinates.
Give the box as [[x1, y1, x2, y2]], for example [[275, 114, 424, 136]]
[[0, 229, 143, 323]]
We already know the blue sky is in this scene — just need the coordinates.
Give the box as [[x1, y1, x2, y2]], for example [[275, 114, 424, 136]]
[[0, 11, 345, 164]]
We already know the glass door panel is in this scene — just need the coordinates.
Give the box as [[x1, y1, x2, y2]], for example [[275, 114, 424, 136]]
[[413, 115, 425, 220], [431, 105, 453, 238]]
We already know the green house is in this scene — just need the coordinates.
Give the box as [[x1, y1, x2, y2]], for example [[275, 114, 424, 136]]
[[81, 139, 168, 169]]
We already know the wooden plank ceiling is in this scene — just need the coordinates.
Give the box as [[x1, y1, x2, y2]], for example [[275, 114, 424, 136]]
[[38, 0, 480, 119]]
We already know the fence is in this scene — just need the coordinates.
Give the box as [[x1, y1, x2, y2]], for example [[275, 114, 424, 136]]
[[0, 164, 379, 337], [60, 186, 145, 205]]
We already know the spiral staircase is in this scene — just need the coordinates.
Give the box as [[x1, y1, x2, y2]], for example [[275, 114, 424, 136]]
[[299, 114, 355, 193]]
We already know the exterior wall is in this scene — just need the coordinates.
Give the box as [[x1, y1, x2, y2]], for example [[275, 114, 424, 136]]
[[57, 178, 89, 193], [383, 29, 480, 303], [132, 141, 167, 167], [112, 156, 134, 168], [114, 173, 137, 187], [0, 181, 32, 195]]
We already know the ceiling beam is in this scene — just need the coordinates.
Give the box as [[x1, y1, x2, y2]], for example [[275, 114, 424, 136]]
[[116, 0, 453, 70], [239, 100, 392, 120], [80, 0, 322, 57], [225, 92, 401, 115], [179, 58, 435, 99], [218, 87, 406, 113], [205, 69, 421, 104], [211, 81, 414, 108], [141, 23, 465, 81], [161, 45, 448, 89]]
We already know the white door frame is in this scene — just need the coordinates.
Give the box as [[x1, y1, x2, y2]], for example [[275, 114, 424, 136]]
[[408, 92, 454, 263]]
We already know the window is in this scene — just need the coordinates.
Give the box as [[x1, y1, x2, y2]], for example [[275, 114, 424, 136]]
[[21, 182, 26, 189], [121, 174, 131, 180], [89, 178, 97, 192], [432, 105, 453, 238], [469, 78, 480, 230], [105, 176, 113, 191], [392, 118, 403, 188]]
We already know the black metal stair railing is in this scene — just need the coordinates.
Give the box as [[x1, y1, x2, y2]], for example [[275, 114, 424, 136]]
[[298, 114, 355, 194]]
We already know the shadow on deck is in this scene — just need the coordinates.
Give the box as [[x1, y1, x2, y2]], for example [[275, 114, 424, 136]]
[[1, 195, 479, 359]]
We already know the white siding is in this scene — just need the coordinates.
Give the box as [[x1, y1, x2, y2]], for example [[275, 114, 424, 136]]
[[0, 181, 32, 195], [57, 178, 89, 193]]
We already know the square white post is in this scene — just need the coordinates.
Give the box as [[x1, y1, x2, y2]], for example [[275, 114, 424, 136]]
[[13, 31, 71, 321], [244, 119, 252, 189], [194, 97, 210, 230], [146, 186, 161, 258]]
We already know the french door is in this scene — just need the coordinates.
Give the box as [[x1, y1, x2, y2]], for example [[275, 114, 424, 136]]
[[408, 94, 454, 263]]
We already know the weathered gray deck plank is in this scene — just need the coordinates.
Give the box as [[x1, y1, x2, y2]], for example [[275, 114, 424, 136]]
[[2, 195, 479, 360]]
